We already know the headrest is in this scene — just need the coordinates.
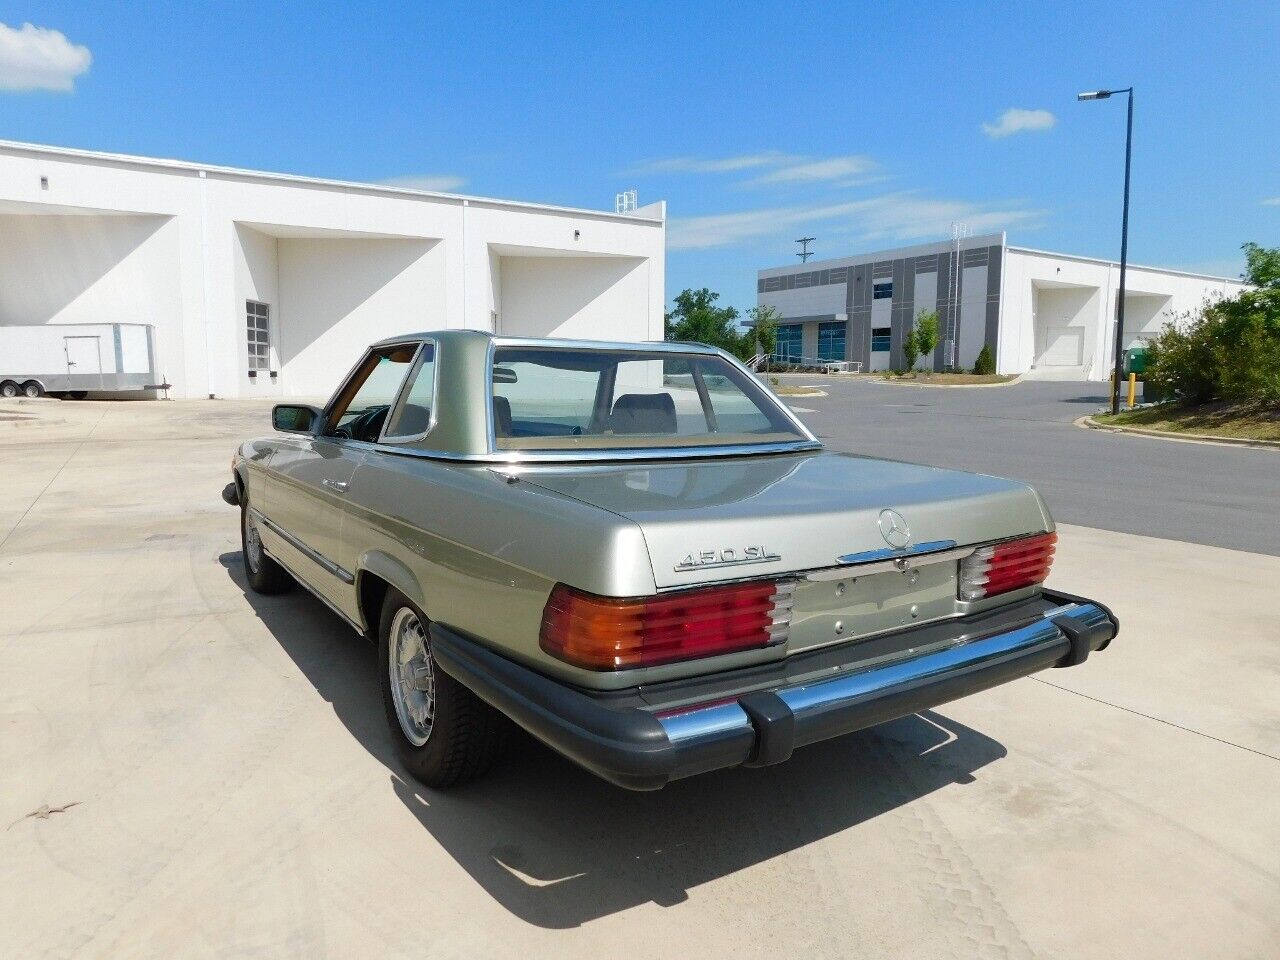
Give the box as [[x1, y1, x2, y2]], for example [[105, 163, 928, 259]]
[[492, 395, 513, 437], [609, 393, 676, 435]]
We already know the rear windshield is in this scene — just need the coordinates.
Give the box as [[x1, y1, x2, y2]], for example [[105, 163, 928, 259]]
[[489, 347, 808, 452]]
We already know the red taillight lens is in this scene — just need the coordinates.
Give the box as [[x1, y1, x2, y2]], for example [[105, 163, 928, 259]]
[[958, 532, 1057, 601], [539, 580, 795, 670]]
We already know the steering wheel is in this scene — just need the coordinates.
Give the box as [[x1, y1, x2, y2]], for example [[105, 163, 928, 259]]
[[348, 406, 389, 443]]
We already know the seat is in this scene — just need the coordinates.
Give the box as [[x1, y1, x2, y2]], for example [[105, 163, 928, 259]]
[[391, 403, 431, 437], [609, 393, 677, 434], [492, 395, 513, 437]]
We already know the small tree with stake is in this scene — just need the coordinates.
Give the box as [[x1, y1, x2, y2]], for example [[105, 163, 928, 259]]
[[901, 321, 919, 372], [913, 310, 940, 372]]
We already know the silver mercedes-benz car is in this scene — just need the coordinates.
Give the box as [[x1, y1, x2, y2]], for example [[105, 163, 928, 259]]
[[223, 330, 1116, 790]]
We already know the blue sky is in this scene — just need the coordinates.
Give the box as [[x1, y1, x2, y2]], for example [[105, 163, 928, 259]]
[[2, 1, 1276, 314]]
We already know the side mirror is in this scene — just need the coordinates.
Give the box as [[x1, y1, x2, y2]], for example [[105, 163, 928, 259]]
[[272, 403, 322, 435]]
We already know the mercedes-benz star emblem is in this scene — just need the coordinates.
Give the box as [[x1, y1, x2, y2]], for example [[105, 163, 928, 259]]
[[878, 508, 911, 550]]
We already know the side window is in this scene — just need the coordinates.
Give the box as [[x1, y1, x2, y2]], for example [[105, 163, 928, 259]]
[[383, 342, 437, 440], [323, 345, 417, 443]]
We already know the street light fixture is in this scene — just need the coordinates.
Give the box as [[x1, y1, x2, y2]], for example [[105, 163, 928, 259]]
[[1078, 86, 1134, 414]]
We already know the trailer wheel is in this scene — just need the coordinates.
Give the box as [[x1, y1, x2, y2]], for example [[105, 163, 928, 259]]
[[20, 381, 43, 399], [0, 381, 17, 399]]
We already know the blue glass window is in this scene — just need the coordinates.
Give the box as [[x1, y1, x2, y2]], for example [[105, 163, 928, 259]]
[[774, 324, 803, 361], [818, 321, 846, 361], [871, 327, 892, 352], [873, 281, 893, 300]]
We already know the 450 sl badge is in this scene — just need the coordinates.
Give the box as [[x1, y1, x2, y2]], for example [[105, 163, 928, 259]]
[[675, 546, 781, 572]]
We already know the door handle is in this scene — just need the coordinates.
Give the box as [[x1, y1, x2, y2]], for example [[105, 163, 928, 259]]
[[321, 479, 349, 494]]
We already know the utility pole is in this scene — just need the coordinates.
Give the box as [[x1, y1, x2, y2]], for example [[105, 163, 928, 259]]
[[796, 237, 816, 263]]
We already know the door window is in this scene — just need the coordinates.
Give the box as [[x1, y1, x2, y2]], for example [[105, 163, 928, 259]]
[[383, 342, 437, 440], [323, 345, 418, 443]]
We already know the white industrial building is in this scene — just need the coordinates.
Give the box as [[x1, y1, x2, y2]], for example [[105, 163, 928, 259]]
[[0, 140, 665, 399], [757, 233, 1247, 380]]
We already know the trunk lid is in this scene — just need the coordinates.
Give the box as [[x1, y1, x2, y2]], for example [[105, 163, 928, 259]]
[[520, 452, 1052, 651]]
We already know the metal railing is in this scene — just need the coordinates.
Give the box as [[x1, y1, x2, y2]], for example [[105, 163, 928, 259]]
[[761, 353, 862, 374]]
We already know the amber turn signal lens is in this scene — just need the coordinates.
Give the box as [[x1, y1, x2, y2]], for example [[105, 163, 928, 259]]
[[539, 580, 794, 670]]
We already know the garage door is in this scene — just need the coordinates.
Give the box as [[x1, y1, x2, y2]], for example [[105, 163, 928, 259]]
[[1039, 322, 1083, 366]]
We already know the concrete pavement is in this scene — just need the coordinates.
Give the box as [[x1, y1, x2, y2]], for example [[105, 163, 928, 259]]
[[1, 397, 1277, 959]]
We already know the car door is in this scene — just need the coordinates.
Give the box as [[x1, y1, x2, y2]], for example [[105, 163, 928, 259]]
[[263, 342, 420, 618]]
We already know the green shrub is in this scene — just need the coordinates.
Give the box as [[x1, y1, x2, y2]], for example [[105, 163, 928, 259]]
[[972, 344, 996, 375], [1146, 242, 1280, 407]]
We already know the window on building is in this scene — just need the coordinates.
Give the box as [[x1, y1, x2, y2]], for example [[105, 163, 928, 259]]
[[774, 324, 804, 362], [246, 301, 271, 372], [818, 321, 846, 361], [871, 327, 892, 352], [873, 281, 893, 300]]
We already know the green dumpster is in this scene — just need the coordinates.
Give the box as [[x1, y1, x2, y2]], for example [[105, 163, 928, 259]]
[[1123, 345, 1148, 375]]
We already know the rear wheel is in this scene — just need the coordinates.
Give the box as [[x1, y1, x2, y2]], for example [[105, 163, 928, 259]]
[[20, 381, 42, 399], [378, 588, 509, 787], [240, 490, 291, 594], [0, 381, 17, 399]]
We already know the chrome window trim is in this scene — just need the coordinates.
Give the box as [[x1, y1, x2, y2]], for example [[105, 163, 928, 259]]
[[370, 437, 823, 465], [378, 338, 441, 445], [481, 340, 820, 461]]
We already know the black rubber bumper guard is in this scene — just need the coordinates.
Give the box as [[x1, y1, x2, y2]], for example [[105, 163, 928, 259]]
[[428, 589, 1118, 791]]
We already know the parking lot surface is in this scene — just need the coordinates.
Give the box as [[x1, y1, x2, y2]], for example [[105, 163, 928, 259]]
[[1, 397, 1277, 959], [781, 376, 1280, 556]]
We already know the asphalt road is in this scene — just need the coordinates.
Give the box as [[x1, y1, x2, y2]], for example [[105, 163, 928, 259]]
[[781, 377, 1280, 557]]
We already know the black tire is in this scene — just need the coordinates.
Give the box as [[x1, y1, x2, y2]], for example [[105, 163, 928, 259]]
[[0, 381, 18, 399], [378, 588, 509, 788], [239, 490, 292, 594], [20, 381, 43, 399]]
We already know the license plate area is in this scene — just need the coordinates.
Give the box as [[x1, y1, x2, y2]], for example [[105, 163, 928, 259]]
[[786, 560, 960, 652]]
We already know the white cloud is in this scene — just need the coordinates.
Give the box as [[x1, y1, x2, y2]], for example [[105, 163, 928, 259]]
[[668, 192, 1043, 251], [982, 108, 1056, 139], [744, 155, 878, 187], [381, 174, 468, 193], [1263, 197, 1280, 206], [0, 21, 91, 92], [631, 153, 797, 175]]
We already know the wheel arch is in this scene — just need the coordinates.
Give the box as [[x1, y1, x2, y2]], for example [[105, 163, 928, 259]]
[[356, 550, 427, 637]]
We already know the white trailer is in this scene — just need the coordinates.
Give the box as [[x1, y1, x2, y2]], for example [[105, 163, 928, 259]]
[[0, 324, 163, 398]]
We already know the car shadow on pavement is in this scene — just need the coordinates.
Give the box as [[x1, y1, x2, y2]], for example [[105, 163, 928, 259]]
[[221, 552, 1008, 929]]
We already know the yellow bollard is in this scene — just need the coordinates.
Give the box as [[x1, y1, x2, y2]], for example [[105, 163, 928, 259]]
[[1128, 372, 1137, 407]]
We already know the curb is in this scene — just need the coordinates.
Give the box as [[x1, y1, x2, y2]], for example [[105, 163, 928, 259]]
[[1078, 415, 1280, 451], [877, 374, 1023, 389], [772, 389, 828, 399]]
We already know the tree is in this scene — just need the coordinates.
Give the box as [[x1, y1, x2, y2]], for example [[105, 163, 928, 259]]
[[913, 310, 940, 370], [745, 304, 780, 359], [1147, 242, 1280, 406], [901, 324, 920, 372], [1242, 241, 1280, 290], [665, 288, 741, 353]]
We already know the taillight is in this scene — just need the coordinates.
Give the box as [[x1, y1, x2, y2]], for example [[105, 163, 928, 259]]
[[958, 532, 1057, 601], [539, 580, 795, 670]]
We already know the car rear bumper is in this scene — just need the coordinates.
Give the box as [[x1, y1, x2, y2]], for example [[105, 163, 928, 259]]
[[429, 589, 1118, 791]]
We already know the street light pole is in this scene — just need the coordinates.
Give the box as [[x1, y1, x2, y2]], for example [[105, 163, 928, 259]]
[[1079, 86, 1134, 415]]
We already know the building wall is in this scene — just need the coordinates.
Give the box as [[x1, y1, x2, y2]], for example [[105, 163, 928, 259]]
[[1000, 248, 1248, 380], [0, 141, 665, 398], [758, 234, 1004, 373], [760, 237, 1246, 381], [497, 255, 649, 340]]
